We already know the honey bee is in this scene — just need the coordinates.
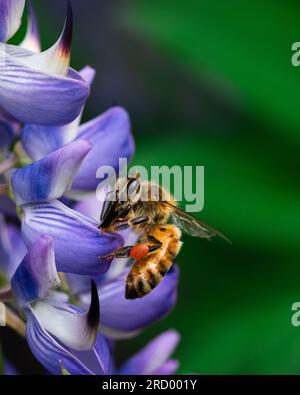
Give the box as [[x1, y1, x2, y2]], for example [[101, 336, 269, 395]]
[[99, 175, 230, 299]]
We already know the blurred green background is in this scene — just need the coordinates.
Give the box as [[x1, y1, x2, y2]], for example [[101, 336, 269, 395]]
[[6, 0, 300, 374]]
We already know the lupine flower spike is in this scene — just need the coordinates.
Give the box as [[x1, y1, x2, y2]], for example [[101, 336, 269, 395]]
[[0, 0, 181, 375]]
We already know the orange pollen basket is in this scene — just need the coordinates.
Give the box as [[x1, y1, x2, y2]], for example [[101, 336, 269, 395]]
[[130, 244, 150, 260]]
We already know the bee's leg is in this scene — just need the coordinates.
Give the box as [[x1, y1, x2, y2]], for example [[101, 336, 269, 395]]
[[99, 203, 132, 229], [146, 234, 162, 245], [100, 246, 135, 260], [113, 216, 149, 231], [99, 241, 161, 261], [115, 204, 132, 221]]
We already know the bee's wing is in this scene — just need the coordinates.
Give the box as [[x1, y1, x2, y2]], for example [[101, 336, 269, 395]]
[[163, 202, 231, 243]]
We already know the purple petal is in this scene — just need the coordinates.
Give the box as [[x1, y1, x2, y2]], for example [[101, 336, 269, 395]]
[[73, 183, 121, 225], [72, 107, 135, 190], [31, 281, 99, 351], [81, 265, 179, 338], [0, 195, 17, 217], [119, 330, 180, 374], [4, 359, 18, 375], [16, 1, 72, 76], [22, 119, 80, 161], [64, 273, 92, 296], [0, 0, 25, 42], [21, 67, 96, 161], [79, 65, 96, 86], [11, 140, 92, 206], [0, 216, 26, 279], [0, 119, 13, 149], [65, 222, 138, 295], [73, 189, 108, 222], [5, 223, 27, 278], [0, 47, 89, 125], [151, 360, 179, 375], [20, 1, 40, 53], [26, 308, 112, 375], [21, 200, 123, 275], [0, 3, 83, 125], [74, 196, 101, 222], [11, 235, 60, 305], [0, 107, 19, 149]]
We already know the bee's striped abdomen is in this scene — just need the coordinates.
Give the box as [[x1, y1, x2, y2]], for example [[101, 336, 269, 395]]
[[125, 224, 182, 299]]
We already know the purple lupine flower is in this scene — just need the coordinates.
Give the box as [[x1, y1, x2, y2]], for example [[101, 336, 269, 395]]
[[17, 16, 134, 193], [0, 217, 180, 375], [0, 1, 89, 126], [19, 12, 134, 193], [22, 92, 135, 192], [10, 235, 112, 375], [0, 1, 182, 375], [118, 330, 180, 375], [0, 2, 39, 150], [10, 140, 124, 275]]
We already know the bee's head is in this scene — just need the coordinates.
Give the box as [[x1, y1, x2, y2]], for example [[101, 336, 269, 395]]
[[100, 174, 141, 228]]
